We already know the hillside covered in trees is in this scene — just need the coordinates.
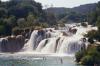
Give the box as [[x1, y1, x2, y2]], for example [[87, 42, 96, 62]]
[[45, 3, 96, 23], [0, 0, 58, 36], [0, 0, 100, 37]]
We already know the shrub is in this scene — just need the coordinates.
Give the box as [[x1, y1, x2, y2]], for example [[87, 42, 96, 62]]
[[0, 25, 5, 35], [40, 23, 48, 28], [85, 30, 97, 38], [85, 30, 100, 42], [79, 45, 100, 65], [81, 55, 94, 65], [12, 27, 23, 36], [75, 50, 86, 63], [81, 51, 100, 65], [0, 25, 12, 36]]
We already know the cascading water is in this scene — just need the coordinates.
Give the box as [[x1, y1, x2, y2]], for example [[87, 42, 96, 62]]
[[0, 23, 97, 56], [19, 23, 97, 55], [0, 23, 98, 66]]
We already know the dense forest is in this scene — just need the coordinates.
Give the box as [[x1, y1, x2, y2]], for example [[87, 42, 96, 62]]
[[0, 0, 98, 36], [0, 0, 57, 36], [46, 3, 96, 23]]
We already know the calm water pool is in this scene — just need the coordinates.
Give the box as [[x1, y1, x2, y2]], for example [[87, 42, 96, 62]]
[[0, 53, 82, 66]]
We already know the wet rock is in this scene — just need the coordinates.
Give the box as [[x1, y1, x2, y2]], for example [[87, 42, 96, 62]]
[[69, 28, 77, 34], [0, 35, 25, 52]]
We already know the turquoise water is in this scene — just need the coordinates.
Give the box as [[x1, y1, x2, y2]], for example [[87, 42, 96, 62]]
[[0, 54, 83, 66], [0, 55, 82, 66]]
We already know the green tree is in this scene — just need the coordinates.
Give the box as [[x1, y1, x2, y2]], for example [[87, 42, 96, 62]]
[[17, 18, 26, 28], [26, 14, 34, 27], [0, 8, 7, 18], [4, 16, 16, 27]]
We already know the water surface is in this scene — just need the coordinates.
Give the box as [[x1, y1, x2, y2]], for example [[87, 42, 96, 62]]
[[0, 53, 82, 66]]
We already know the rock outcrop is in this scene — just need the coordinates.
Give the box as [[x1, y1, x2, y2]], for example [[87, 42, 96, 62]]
[[0, 35, 25, 52]]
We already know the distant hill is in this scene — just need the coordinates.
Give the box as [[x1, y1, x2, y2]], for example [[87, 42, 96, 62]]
[[45, 3, 97, 15], [45, 3, 97, 23], [72, 3, 97, 14], [45, 7, 71, 15]]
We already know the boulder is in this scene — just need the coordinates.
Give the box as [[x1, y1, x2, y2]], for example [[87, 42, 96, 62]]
[[69, 28, 77, 34]]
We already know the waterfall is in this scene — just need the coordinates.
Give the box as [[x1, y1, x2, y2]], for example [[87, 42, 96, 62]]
[[36, 39, 48, 52], [0, 24, 97, 55], [21, 30, 38, 51], [21, 25, 96, 54]]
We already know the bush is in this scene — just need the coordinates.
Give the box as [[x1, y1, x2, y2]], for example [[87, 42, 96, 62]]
[[81, 51, 100, 65], [75, 50, 86, 63], [0, 25, 5, 35], [76, 45, 100, 65], [85, 30, 97, 38], [40, 23, 48, 28], [85, 30, 100, 42], [81, 55, 94, 65], [12, 27, 23, 36], [0, 24, 12, 36]]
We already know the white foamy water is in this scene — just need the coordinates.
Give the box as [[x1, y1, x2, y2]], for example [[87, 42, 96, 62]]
[[20, 23, 97, 56], [0, 23, 98, 57], [0, 23, 97, 66]]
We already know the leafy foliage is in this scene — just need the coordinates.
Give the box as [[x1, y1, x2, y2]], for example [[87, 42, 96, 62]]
[[0, 0, 50, 36], [85, 29, 100, 42], [75, 45, 100, 65], [88, 1, 100, 26], [80, 3, 100, 65]]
